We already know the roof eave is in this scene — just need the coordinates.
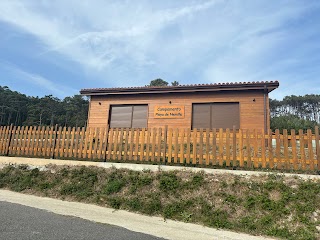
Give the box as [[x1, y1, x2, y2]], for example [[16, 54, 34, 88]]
[[80, 83, 279, 96]]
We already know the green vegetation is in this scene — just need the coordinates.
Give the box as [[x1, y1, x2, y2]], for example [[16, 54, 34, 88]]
[[0, 86, 88, 127], [270, 94, 320, 132], [1, 164, 320, 239]]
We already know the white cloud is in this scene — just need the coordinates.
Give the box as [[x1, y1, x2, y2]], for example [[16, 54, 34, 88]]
[[0, 0, 219, 71], [0, 0, 319, 98]]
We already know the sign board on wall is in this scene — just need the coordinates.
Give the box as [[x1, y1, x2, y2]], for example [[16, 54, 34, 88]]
[[154, 106, 185, 118]]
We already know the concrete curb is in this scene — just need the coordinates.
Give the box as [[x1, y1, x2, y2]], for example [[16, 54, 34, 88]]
[[1, 156, 320, 179], [0, 190, 274, 240]]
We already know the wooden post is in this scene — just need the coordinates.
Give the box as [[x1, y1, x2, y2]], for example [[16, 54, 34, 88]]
[[167, 128, 173, 163], [253, 129, 258, 168], [122, 127, 128, 161], [192, 128, 197, 164], [246, 129, 251, 168], [163, 125, 168, 163], [275, 129, 281, 169], [113, 128, 119, 161], [107, 128, 114, 160], [186, 128, 191, 164], [261, 129, 266, 168], [239, 129, 243, 167], [118, 128, 124, 161], [69, 127, 75, 158], [283, 129, 289, 170], [10, 126, 19, 156], [180, 128, 185, 164], [299, 129, 305, 170], [268, 129, 274, 169], [291, 129, 297, 170], [199, 128, 203, 165], [315, 126, 320, 170], [232, 126, 237, 166], [5, 124, 13, 156], [134, 128, 139, 161], [128, 128, 134, 161], [151, 128, 157, 162]]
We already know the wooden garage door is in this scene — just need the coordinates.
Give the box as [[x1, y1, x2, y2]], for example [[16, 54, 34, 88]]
[[211, 103, 240, 129], [110, 105, 148, 128], [192, 103, 240, 129], [192, 104, 211, 129]]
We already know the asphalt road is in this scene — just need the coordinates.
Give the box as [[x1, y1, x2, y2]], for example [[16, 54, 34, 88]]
[[0, 201, 165, 240]]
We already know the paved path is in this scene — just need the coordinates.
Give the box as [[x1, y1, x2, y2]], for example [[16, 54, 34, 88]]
[[0, 201, 164, 240], [1, 156, 319, 180], [0, 190, 274, 240]]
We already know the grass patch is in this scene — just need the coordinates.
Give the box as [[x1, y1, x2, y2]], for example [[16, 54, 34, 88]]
[[1, 164, 320, 239]]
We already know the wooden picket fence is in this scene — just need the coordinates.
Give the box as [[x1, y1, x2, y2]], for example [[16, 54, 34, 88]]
[[0, 125, 320, 171]]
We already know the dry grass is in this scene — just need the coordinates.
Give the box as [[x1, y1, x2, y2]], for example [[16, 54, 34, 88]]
[[1, 164, 320, 240]]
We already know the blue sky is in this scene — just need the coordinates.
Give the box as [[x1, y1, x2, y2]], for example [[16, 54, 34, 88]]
[[0, 0, 319, 100]]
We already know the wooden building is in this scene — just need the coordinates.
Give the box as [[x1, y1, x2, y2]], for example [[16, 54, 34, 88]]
[[80, 81, 279, 131]]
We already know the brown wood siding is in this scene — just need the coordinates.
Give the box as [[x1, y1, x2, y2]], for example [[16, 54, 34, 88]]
[[87, 91, 268, 130]]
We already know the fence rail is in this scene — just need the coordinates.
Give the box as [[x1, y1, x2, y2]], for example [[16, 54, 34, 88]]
[[0, 125, 319, 171]]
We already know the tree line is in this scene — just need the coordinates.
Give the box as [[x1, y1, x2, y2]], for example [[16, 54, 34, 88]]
[[270, 94, 320, 132], [0, 86, 88, 127], [1, 84, 319, 131]]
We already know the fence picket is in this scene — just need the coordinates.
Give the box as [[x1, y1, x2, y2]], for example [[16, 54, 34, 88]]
[[168, 128, 173, 163], [253, 129, 258, 168], [0, 125, 318, 172], [134, 128, 139, 161], [275, 129, 281, 169], [307, 129, 313, 170], [212, 129, 217, 165], [291, 129, 297, 170], [299, 129, 305, 170], [261, 130, 266, 168], [101, 127, 109, 161], [239, 129, 243, 167], [283, 129, 289, 170], [199, 128, 204, 165], [157, 128, 162, 162], [151, 128, 157, 162], [10, 126, 19, 155], [205, 128, 210, 165], [246, 129, 251, 168], [268, 129, 273, 169], [226, 128, 230, 167], [192, 129, 197, 164], [118, 128, 124, 161], [180, 128, 185, 164], [73, 127, 80, 159], [219, 129, 224, 166], [113, 128, 119, 161], [316, 126, 320, 170], [186, 128, 191, 164], [107, 128, 113, 160], [128, 128, 134, 161]]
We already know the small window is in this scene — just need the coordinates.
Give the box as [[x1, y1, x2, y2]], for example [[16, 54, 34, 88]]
[[192, 102, 240, 129], [109, 105, 147, 128]]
